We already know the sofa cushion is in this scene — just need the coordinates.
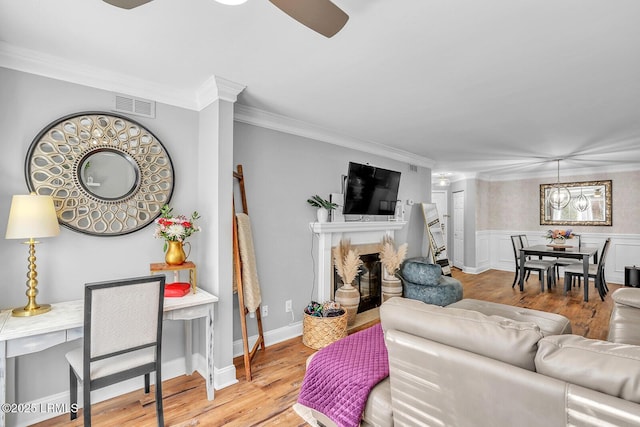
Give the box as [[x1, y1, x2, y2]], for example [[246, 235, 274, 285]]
[[536, 335, 640, 403], [381, 297, 544, 371], [401, 257, 442, 284], [449, 298, 572, 336]]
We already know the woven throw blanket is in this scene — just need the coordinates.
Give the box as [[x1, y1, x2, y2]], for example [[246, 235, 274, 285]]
[[298, 323, 389, 427], [235, 213, 262, 313]]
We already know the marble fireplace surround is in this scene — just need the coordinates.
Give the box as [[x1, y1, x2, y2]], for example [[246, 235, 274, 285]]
[[311, 221, 407, 303]]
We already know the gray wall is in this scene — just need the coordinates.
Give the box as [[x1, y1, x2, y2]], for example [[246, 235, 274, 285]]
[[0, 67, 432, 413], [0, 67, 200, 406], [232, 122, 431, 338]]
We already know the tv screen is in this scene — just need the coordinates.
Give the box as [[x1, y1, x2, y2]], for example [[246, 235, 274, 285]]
[[343, 162, 401, 216]]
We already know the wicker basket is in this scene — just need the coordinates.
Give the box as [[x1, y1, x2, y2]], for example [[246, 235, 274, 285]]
[[302, 311, 347, 350]]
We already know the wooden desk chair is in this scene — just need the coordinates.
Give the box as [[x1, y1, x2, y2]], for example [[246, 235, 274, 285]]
[[66, 275, 166, 426], [511, 235, 556, 292], [564, 238, 611, 301]]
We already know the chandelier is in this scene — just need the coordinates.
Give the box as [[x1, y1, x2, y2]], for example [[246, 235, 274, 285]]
[[572, 186, 591, 212], [547, 159, 571, 210]]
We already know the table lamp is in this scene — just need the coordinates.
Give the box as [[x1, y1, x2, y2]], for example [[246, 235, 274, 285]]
[[5, 193, 60, 317]]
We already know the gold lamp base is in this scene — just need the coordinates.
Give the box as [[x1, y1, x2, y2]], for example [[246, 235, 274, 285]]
[[11, 239, 52, 317], [12, 304, 51, 317]]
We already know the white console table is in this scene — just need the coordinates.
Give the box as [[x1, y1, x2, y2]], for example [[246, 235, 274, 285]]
[[0, 288, 218, 427]]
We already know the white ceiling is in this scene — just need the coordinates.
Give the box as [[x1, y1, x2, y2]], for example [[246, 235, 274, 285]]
[[2, 0, 640, 180]]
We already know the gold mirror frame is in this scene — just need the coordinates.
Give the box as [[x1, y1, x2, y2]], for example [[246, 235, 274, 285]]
[[25, 112, 174, 236], [540, 180, 612, 226]]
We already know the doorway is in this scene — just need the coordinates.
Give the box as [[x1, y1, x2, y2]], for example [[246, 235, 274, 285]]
[[453, 191, 464, 269]]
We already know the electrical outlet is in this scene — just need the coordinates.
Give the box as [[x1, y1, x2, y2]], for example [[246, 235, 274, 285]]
[[285, 300, 292, 313], [262, 305, 268, 317]]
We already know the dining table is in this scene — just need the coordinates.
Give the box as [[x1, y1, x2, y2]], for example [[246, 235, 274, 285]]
[[519, 244, 599, 302]]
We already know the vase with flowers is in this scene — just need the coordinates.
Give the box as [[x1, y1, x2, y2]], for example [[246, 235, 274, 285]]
[[546, 229, 575, 245], [154, 205, 201, 265], [333, 239, 363, 325]]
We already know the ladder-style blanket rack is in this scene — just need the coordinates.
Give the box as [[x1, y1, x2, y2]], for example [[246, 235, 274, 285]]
[[233, 164, 266, 381]]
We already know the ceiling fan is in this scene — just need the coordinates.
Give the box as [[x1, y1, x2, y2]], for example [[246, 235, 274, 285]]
[[102, 0, 349, 38]]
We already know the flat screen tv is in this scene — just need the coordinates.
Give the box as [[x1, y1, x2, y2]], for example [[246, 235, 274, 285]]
[[343, 162, 401, 216]]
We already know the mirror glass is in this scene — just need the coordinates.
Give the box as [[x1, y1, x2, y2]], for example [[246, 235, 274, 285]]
[[540, 180, 612, 226], [421, 202, 452, 275], [26, 112, 174, 236], [79, 150, 139, 200]]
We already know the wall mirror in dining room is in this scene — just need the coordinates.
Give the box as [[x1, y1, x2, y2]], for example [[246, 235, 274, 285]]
[[25, 112, 174, 236], [540, 180, 612, 226]]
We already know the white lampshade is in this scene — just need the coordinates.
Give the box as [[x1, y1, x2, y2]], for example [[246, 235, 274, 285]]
[[6, 194, 60, 239]]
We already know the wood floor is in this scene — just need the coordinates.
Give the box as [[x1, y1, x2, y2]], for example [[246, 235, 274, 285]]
[[34, 269, 621, 426]]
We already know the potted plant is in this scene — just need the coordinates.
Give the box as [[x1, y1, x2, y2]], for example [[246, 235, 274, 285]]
[[307, 194, 338, 223]]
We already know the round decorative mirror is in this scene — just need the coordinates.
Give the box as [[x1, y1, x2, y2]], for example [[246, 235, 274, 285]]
[[25, 112, 174, 236]]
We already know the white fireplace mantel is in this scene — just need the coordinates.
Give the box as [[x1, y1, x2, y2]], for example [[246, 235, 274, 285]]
[[311, 220, 407, 303]]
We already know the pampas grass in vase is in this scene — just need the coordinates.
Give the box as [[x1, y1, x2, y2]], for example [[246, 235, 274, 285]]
[[379, 236, 408, 301], [333, 239, 363, 325]]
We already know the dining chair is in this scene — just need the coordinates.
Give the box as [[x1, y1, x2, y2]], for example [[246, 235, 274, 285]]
[[66, 275, 166, 426], [511, 235, 556, 292], [554, 234, 582, 280], [563, 238, 611, 301]]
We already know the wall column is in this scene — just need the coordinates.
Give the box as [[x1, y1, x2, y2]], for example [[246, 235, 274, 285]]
[[196, 76, 245, 388]]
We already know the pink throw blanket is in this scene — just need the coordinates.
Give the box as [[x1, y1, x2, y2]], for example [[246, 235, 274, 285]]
[[298, 323, 389, 427]]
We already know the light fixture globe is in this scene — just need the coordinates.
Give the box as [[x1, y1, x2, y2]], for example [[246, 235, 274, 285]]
[[547, 159, 571, 211], [547, 187, 571, 210], [572, 189, 591, 212]]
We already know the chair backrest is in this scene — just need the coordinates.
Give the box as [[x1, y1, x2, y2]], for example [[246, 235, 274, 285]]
[[597, 238, 612, 278], [572, 234, 582, 249], [84, 275, 165, 361], [510, 235, 524, 268]]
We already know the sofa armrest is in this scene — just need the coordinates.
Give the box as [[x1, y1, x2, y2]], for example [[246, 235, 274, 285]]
[[609, 288, 640, 344], [612, 287, 640, 309]]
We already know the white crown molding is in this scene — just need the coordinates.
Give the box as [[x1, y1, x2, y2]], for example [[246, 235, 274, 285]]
[[234, 104, 435, 168], [0, 42, 432, 168], [195, 75, 247, 108], [478, 163, 640, 182], [0, 42, 200, 110]]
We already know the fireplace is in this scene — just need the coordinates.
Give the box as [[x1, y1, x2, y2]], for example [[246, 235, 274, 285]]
[[333, 252, 382, 313], [311, 221, 406, 307]]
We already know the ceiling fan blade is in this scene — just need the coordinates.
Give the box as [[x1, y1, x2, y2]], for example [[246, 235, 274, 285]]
[[269, 0, 349, 38], [102, 0, 153, 9]]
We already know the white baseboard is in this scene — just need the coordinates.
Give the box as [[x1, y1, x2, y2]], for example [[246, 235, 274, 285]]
[[232, 320, 303, 357]]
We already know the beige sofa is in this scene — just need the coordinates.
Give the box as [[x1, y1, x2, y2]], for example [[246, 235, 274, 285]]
[[379, 294, 640, 426], [299, 290, 640, 426]]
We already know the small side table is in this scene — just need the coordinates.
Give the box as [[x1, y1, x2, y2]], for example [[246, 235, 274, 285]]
[[150, 261, 197, 294]]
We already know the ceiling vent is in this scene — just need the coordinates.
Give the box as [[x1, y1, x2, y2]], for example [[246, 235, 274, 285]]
[[113, 93, 156, 118], [408, 164, 418, 173]]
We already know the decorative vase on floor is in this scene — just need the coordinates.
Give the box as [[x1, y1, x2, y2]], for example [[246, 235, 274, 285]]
[[334, 282, 360, 325], [381, 267, 403, 302], [165, 240, 188, 265]]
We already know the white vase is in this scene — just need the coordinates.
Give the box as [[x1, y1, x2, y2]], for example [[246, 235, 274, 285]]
[[316, 207, 329, 223]]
